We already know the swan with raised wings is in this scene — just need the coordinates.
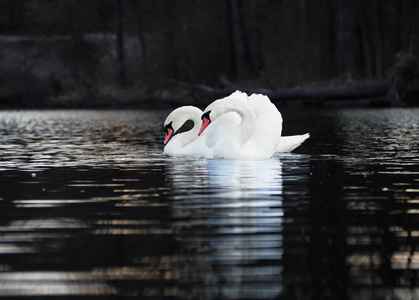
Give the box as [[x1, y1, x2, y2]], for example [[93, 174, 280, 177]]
[[198, 95, 278, 158]]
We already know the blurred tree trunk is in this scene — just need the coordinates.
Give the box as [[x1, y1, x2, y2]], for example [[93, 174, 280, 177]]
[[8, 0, 25, 31], [129, 0, 148, 79], [115, 0, 125, 87], [337, 0, 356, 81], [357, 1, 373, 78], [320, 1, 335, 78], [371, 0, 382, 79], [356, 1, 383, 79], [247, 0, 261, 76], [228, 0, 249, 79], [409, 1, 419, 53], [165, 4, 179, 78]]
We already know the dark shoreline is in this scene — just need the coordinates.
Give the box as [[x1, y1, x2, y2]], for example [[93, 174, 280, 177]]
[[0, 79, 417, 110]]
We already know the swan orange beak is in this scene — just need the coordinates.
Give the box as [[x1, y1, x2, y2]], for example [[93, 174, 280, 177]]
[[198, 117, 211, 136], [164, 128, 174, 145]]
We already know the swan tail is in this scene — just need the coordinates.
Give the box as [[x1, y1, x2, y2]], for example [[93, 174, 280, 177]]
[[276, 133, 310, 153]]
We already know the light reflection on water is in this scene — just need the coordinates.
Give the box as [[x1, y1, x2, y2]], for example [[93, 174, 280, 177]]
[[0, 108, 418, 299], [166, 158, 284, 299]]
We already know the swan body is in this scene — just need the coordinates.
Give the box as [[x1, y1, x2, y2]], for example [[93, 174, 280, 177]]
[[198, 91, 309, 158]]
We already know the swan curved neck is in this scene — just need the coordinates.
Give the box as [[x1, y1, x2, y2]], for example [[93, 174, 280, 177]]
[[168, 106, 202, 148], [217, 99, 256, 146], [177, 119, 200, 146]]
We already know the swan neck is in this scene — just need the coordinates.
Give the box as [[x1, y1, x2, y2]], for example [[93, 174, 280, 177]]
[[227, 102, 256, 146], [175, 116, 201, 148], [165, 106, 202, 151]]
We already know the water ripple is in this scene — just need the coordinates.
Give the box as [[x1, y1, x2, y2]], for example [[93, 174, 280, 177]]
[[0, 108, 418, 299]]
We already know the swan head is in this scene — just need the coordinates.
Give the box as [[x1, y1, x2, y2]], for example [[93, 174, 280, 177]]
[[163, 106, 202, 145], [163, 121, 175, 145], [198, 100, 226, 136], [198, 110, 212, 136]]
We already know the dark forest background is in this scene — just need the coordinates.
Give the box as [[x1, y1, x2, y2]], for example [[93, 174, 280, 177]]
[[0, 0, 418, 107]]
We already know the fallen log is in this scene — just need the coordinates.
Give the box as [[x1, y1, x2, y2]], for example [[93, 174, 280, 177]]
[[259, 80, 391, 102], [164, 77, 392, 105]]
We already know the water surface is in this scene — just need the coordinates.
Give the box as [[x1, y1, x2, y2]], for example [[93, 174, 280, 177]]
[[0, 108, 418, 299]]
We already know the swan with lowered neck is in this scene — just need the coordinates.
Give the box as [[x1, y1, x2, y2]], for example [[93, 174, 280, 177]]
[[198, 91, 309, 159], [163, 105, 240, 156], [163, 106, 203, 156]]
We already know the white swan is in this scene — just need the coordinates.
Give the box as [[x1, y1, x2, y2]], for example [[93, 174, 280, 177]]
[[164, 106, 203, 156], [163, 105, 240, 156], [198, 91, 309, 158], [198, 96, 278, 159]]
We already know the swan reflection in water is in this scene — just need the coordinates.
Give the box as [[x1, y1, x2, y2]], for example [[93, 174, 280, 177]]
[[166, 158, 284, 300]]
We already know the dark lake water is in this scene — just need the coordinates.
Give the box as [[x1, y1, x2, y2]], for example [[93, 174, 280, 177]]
[[0, 107, 418, 299]]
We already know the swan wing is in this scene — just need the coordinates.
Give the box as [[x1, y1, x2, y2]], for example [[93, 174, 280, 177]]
[[246, 93, 282, 154]]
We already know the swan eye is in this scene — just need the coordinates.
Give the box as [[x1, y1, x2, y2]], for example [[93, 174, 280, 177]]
[[201, 111, 211, 121], [164, 122, 173, 132]]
